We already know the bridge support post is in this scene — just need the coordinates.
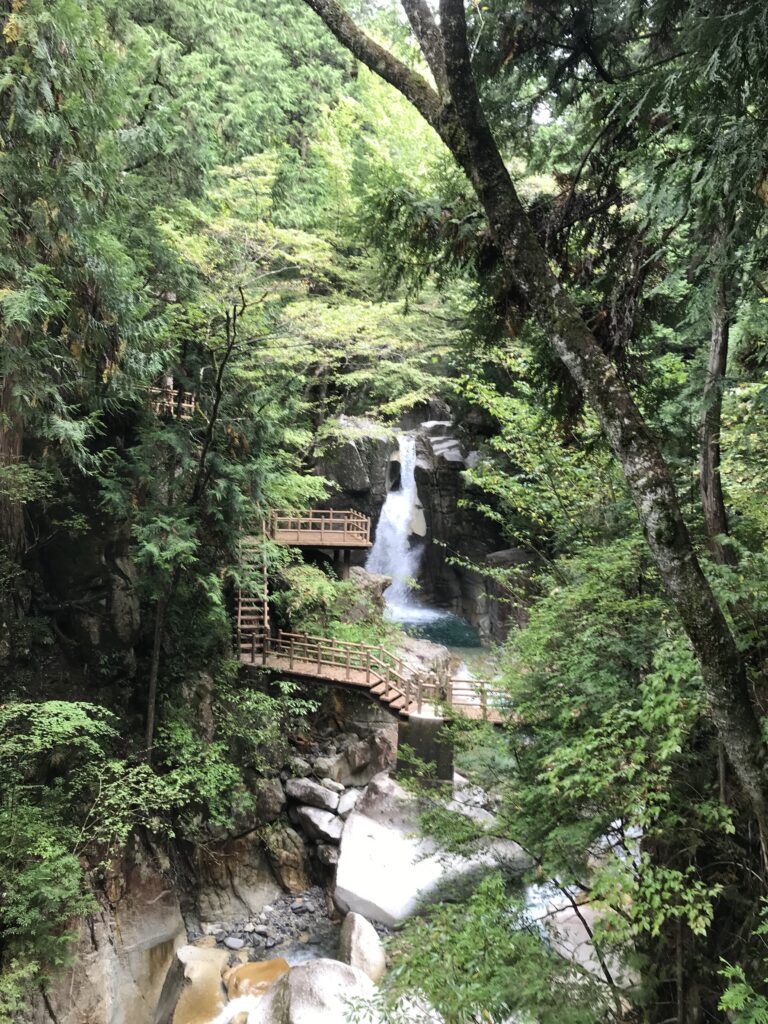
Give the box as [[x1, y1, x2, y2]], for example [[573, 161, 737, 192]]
[[396, 713, 453, 783], [334, 548, 351, 580]]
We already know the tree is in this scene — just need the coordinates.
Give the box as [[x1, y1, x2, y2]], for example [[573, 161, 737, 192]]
[[299, 0, 768, 845]]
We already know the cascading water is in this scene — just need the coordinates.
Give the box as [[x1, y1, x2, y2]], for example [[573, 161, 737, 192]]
[[366, 434, 428, 620], [367, 432, 484, 645]]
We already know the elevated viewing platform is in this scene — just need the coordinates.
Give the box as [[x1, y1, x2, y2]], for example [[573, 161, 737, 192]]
[[269, 509, 371, 548], [148, 385, 196, 420]]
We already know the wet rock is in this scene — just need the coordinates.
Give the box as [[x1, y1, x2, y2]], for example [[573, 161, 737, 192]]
[[294, 806, 343, 844], [285, 778, 339, 812], [250, 959, 379, 1024], [337, 788, 361, 819], [339, 912, 387, 982], [252, 777, 287, 823], [264, 825, 311, 894], [159, 943, 228, 1024]]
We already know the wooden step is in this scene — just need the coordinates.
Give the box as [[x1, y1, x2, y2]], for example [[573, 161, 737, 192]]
[[369, 681, 388, 696], [388, 694, 407, 711], [382, 689, 406, 705]]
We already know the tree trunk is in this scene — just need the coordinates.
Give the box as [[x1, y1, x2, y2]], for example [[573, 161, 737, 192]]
[[0, 365, 26, 563], [300, 0, 768, 840], [699, 279, 737, 565], [144, 594, 168, 763]]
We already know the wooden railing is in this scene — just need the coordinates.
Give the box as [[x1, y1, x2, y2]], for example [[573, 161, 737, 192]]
[[269, 509, 371, 547], [242, 627, 419, 712], [422, 678, 508, 723], [148, 386, 196, 420], [238, 622, 508, 722]]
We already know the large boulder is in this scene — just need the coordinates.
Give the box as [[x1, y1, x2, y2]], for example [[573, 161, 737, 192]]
[[285, 778, 339, 812], [335, 774, 530, 927], [294, 806, 344, 844], [249, 959, 379, 1024], [338, 913, 387, 983], [264, 825, 311, 894]]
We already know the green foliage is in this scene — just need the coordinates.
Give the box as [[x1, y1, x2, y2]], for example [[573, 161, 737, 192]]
[[0, 702, 172, 1003], [354, 874, 610, 1024]]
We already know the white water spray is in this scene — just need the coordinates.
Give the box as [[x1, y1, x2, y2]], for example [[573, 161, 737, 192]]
[[366, 435, 428, 620]]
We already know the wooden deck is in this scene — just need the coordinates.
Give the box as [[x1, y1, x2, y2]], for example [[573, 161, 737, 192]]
[[269, 509, 371, 548], [239, 626, 506, 724], [148, 385, 196, 420]]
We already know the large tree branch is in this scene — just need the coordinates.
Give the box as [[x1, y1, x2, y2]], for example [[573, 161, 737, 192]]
[[401, 0, 449, 95], [301, 0, 768, 842], [301, 0, 442, 122]]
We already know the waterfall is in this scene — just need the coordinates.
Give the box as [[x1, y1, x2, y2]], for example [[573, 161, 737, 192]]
[[366, 434, 428, 620]]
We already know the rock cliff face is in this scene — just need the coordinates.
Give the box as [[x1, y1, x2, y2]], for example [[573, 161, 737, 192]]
[[314, 417, 397, 522], [28, 842, 187, 1024], [314, 412, 534, 642], [413, 421, 518, 641]]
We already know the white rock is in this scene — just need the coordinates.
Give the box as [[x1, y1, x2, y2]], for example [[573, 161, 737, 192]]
[[337, 789, 361, 819], [339, 913, 386, 982], [285, 778, 340, 812], [233, 959, 380, 1024], [321, 778, 345, 794], [335, 774, 530, 926], [446, 800, 496, 826], [294, 806, 343, 844]]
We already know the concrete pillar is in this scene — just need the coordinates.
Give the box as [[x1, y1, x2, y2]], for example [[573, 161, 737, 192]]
[[337, 548, 351, 580], [396, 713, 453, 782]]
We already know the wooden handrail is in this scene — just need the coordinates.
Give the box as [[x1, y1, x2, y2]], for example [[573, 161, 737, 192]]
[[268, 509, 371, 544], [235, 592, 505, 720], [148, 385, 196, 420]]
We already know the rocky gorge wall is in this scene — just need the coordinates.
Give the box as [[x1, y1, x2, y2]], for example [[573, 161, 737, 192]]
[[315, 410, 535, 642], [24, 650, 450, 1024]]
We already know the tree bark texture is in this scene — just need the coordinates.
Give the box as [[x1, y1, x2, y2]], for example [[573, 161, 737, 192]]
[[699, 279, 737, 566], [301, 0, 768, 839], [0, 342, 26, 564], [144, 593, 168, 762]]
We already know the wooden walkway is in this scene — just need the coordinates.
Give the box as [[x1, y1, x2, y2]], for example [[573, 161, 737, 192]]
[[239, 626, 506, 724], [237, 513, 506, 722], [269, 509, 371, 548]]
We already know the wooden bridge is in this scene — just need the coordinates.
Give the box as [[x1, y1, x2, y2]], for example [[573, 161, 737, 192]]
[[239, 622, 506, 724], [269, 509, 371, 548]]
